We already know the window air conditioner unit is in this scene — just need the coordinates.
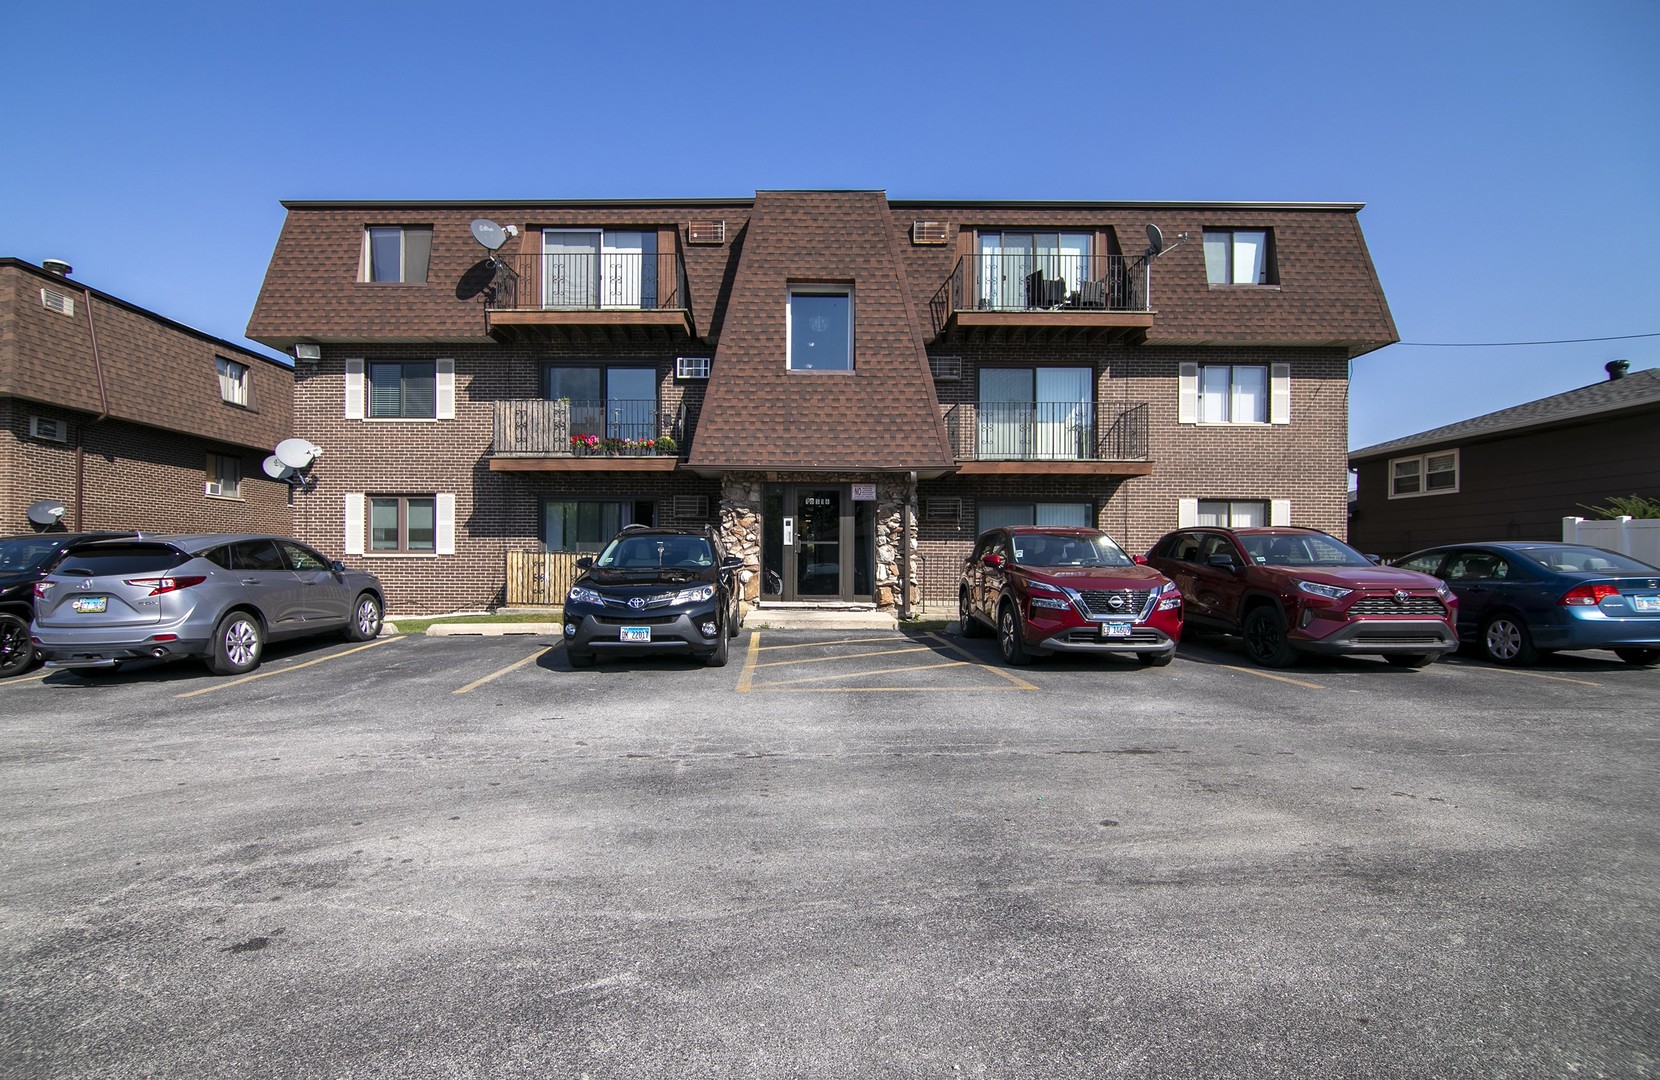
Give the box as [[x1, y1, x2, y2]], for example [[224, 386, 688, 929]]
[[205, 481, 224, 497], [676, 357, 711, 380], [929, 356, 962, 381], [29, 416, 67, 442], [923, 497, 962, 524], [912, 221, 949, 245], [40, 288, 75, 317], [672, 495, 709, 520], [686, 221, 726, 245]]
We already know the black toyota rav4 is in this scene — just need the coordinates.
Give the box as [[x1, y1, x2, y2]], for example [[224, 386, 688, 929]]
[[563, 526, 745, 668]]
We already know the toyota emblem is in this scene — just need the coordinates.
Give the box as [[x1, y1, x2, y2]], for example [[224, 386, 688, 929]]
[[627, 597, 646, 610], [1393, 589, 1409, 605]]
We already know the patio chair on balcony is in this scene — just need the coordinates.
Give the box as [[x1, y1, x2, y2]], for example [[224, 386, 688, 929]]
[[1025, 271, 1067, 310], [1071, 279, 1108, 309]]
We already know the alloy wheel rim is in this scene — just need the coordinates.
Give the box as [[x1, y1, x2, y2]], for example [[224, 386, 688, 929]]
[[1487, 621, 1519, 660], [226, 621, 257, 666], [358, 600, 380, 635], [1000, 611, 1016, 658]]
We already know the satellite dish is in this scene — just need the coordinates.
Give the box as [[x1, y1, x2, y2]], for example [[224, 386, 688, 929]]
[[471, 218, 508, 251], [262, 455, 296, 480], [27, 499, 66, 526], [1146, 224, 1165, 257], [274, 439, 322, 470]]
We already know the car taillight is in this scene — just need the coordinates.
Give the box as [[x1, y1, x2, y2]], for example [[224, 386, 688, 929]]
[[1560, 583, 1619, 607], [33, 582, 53, 598], [124, 575, 207, 596]]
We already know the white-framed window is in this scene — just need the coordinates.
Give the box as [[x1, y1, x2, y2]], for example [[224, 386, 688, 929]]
[[787, 286, 853, 371], [977, 502, 1091, 533], [363, 226, 432, 283], [543, 499, 656, 551], [1203, 229, 1274, 285], [1389, 449, 1459, 498], [215, 357, 249, 406], [1178, 362, 1290, 424], [1179, 498, 1291, 528], [205, 453, 242, 499], [344, 358, 453, 421], [344, 493, 454, 555]]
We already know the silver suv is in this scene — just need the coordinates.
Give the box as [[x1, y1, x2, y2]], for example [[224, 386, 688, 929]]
[[32, 534, 384, 675]]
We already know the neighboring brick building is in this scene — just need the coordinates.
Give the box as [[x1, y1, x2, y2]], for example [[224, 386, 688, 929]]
[[1349, 363, 1660, 558], [1, 259, 294, 536], [247, 192, 1396, 616]]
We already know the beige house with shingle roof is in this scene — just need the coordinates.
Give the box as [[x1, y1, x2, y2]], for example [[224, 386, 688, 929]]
[[248, 191, 1396, 616]]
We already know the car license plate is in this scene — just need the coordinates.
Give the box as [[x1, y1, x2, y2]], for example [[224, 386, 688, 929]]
[[1634, 595, 1660, 613], [72, 596, 108, 614], [620, 626, 651, 643], [1101, 621, 1132, 639]]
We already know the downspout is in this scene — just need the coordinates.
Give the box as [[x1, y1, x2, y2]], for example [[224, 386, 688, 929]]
[[73, 282, 111, 530], [901, 470, 916, 619]]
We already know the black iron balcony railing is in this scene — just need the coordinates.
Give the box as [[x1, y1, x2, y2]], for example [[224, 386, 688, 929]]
[[930, 253, 1151, 331], [493, 399, 699, 458], [485, 250, 688, 312], [942, 401, 1149, 462]]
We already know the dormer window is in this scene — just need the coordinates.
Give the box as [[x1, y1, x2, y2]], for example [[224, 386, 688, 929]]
[[1203, 229, 1275, 285], [215, 357, 249, 406], [787, 286, 853, 371], [363, 226, 432, 283]]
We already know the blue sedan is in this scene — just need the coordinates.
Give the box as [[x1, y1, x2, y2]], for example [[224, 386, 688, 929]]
[[1394, 542, 1660, 666]]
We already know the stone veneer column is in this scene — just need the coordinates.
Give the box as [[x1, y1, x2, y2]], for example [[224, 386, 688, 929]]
[[720, 474, 763, 608]]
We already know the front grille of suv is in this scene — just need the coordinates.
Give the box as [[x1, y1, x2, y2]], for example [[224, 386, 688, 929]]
[[1348, 596, 1447, 617], [1077, 589, 1154, 618]]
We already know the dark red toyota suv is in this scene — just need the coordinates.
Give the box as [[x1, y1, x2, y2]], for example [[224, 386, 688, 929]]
[[1145, 526, 1458, 668], [960, 526, 1183, 667]]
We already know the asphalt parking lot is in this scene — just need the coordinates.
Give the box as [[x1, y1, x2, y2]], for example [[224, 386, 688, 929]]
[[3, 628, 1657, 1079]]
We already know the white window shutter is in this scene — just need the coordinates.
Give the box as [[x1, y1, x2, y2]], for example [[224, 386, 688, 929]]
[[1178, 498, 1199, 528], [1270, 363, 1291, 424], [1178, 363, 1199, 424], [436, 359, 455, 419], [344, 359, 365, 420], [344, 493, 365, 555], [436, 493, 456, 555], [1270, 499, 1292, 526]]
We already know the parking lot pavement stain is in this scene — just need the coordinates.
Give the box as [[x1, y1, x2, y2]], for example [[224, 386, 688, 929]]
[[736, 630, 1038, 693], [173, 635, 401, 699]]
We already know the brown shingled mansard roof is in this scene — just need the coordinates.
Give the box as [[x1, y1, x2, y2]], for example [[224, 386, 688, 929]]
[[687, 191, 955, 475]]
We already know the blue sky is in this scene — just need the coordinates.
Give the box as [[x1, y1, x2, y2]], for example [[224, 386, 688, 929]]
[[3, 0, 1655, 452]]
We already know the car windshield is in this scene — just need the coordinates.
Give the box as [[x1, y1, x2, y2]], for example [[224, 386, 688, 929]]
[[1240, 533, 1372, 568], [1513, 546, 1660, 575], [1010, 532, 1134, 568], [55, 544, 189, 577], [596, 535, 714, 570], [0, 538, 67, 574]]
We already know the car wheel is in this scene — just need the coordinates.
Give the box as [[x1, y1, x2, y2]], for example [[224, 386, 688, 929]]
[[1242, 606, 1298, 668], [207, 611, 263, 675], [1481, 613, 1537, 666], [566, 648, 595, 668], [0, 613, 36, 679], [344, 593, 383, 642], [1614, 647, 1660, 667], [1383, 652, 1437, 669], [705, 626, 730, 668], [997, 601, 1031, 666], [1137, 649, 1174, 668], [959, 590, 987, 638]]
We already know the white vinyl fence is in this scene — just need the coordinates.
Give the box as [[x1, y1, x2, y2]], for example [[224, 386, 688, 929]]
[[1562, 516, 1660, 566]]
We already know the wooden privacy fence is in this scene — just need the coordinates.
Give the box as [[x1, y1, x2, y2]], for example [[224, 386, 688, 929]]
[[505, 549, 595, 607]]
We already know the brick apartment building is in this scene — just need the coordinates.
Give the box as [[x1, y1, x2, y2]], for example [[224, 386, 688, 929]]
[[246, 191, 1396, 616], [1, 258, 293, 535]]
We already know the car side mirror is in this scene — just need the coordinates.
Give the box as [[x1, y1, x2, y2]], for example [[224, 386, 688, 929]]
[[982, 553, 1003, 569], [1132, 554, 1148, 565], [721, 555, 743, 569], [575, 556, 594, 570], [331, 560, 346, 574], [1207, 553, 1240, 572], [1365, 553, 1383, 565]]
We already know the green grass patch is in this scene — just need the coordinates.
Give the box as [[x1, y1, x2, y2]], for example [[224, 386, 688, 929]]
[[388, 611, 562, 635]]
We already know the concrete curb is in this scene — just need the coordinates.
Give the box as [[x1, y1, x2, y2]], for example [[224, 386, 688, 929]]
[[423, 622, 562, 637]]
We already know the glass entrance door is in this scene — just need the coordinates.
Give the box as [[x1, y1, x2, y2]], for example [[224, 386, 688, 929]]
[[760, 485, 875, 602], [796, 488, 841, 597]]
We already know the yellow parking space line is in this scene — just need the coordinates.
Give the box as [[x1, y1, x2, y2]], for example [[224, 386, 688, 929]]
[[1, 670, 53, 687], [1214, 663, 1326, 690], [737, 631, 762, 692], [751, 659, 974, 689], [454, 645, 557, 695], [926, 633, 1040, 691], [174, 635, 400, 698], [757, 636, 904, 652], [1481, 667, 1603, 688], [753, 645, 935, 669]]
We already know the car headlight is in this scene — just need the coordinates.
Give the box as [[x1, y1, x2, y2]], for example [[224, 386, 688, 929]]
[[567, 585, 604, 605], [1296, 580, 1352, 601], [1026, 581, 1070, 610], [673, 584, 716, 605]]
